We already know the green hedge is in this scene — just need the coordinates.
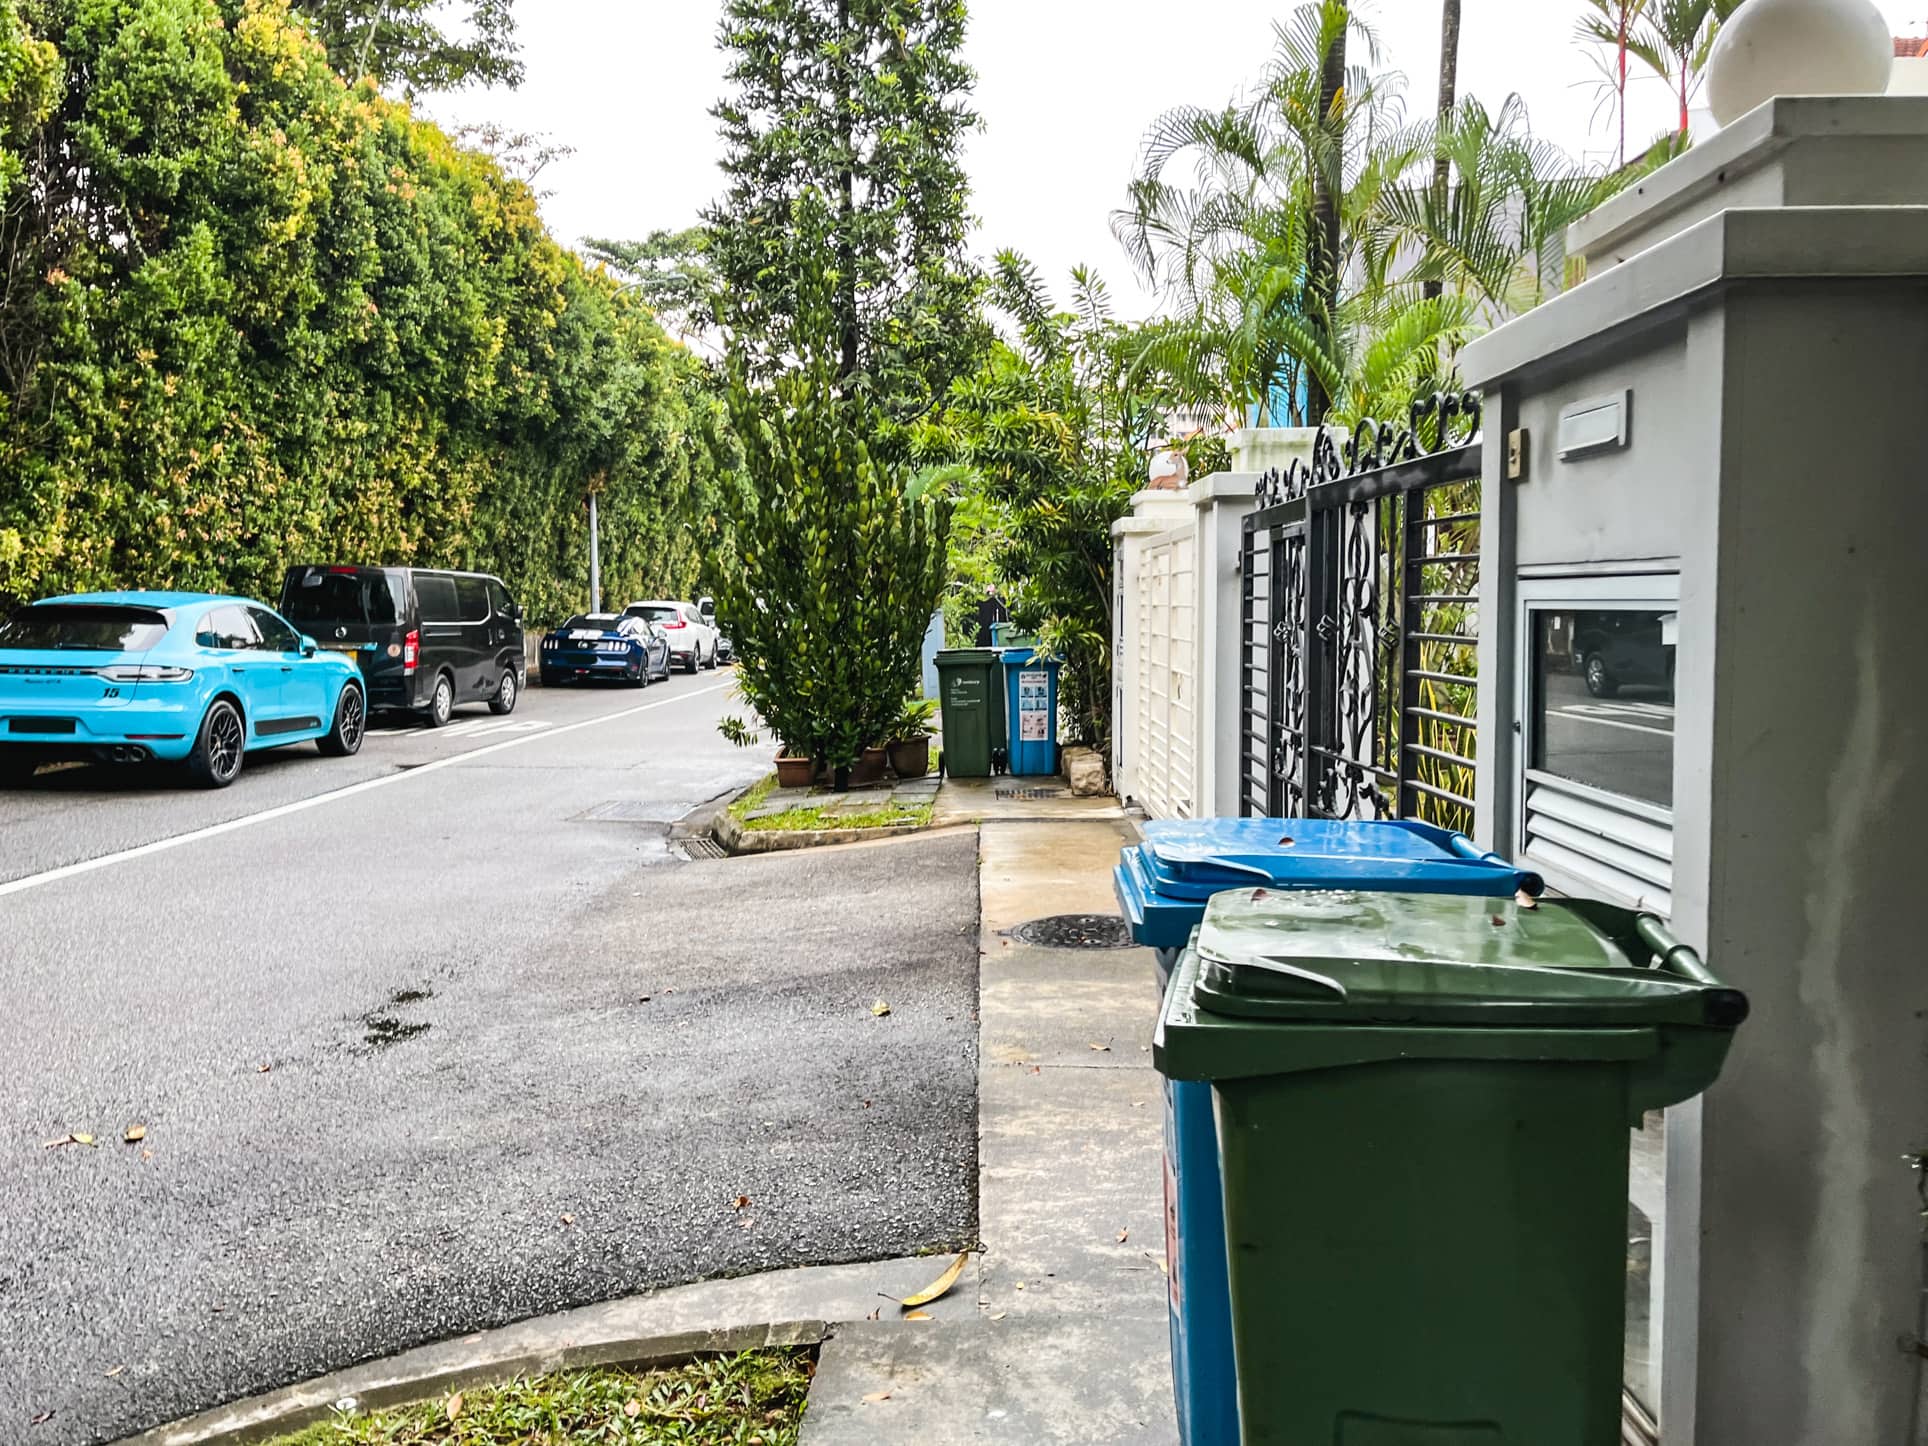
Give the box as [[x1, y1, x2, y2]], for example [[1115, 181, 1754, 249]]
[[0, 0, 738, 624]]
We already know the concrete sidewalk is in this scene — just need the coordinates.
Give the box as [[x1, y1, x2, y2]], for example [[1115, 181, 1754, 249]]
[[800, 788, 1177, 1444]]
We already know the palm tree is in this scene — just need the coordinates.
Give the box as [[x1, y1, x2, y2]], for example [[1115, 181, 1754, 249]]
[[1113, 4, 1633, 431], [1374, 95, 1636, 315], [1425, 0, 1462, 304], [1576, 0, 1650, 166], [1623, 0, 1745, 137], [1114, 2, 1468, 427]]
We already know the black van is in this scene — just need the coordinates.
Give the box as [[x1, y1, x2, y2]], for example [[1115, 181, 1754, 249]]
[[280, 566, 524, 727]]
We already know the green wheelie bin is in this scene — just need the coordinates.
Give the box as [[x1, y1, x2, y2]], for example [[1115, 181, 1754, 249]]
[[933, 648, 1006, 778], [1154, 887, 1748, 1446]]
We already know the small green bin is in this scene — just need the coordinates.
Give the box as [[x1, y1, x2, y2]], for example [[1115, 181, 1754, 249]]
[[933, 648, 1006, 778], [1154, 888, 1748, 1446]]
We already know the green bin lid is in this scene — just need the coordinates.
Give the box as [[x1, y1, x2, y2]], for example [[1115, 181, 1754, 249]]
[[1192, 889, 1747, 1030]]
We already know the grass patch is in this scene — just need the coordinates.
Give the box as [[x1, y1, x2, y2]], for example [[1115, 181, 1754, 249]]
[[725, 772, 936, 834], [266, 1351, 811, 1445], [726, 773, 780, 820], [745, 799, 934, 833]]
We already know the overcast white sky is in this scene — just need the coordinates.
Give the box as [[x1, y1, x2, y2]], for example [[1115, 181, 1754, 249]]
[[425, 0, 1928, 318]]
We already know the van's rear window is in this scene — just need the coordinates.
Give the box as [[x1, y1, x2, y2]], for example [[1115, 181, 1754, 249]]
[[0, 605, 170, 652], [284, 569, 401, 627]]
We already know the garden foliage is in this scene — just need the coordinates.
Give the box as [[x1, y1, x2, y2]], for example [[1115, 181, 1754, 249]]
[[0, 0, 735, 620], [706, 293, 949, 775]]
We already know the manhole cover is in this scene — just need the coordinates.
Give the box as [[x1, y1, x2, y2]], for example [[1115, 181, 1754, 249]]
[[1008, 914, 1135, 950]]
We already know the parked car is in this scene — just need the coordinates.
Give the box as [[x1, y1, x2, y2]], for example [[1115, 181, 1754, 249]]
[[0, 592, 366, 788], [280, 565, 524, 727], [715, 630, 735, 664], [1569, 611, 1676, 699], [621, 599, 719, 673], [538, 613, 671, 687]]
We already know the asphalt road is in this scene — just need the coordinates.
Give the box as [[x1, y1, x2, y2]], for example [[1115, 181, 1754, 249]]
[[0, 671, 981, 1445]]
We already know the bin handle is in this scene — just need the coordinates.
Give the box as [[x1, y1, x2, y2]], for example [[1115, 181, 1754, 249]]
[[1231, 954, 1350, 1000], [1633, 914, 1716, 986]]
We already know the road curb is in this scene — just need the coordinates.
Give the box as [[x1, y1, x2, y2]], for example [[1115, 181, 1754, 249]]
[[117, 1319, 827, 1446]]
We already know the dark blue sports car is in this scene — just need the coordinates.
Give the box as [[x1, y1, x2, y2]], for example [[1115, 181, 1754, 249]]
[[537, 613, 671, 687]]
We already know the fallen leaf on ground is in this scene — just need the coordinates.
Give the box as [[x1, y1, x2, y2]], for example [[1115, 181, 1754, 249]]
[[41, 1137, 70, 1149], [988, 1311, 1007, 1320], [1087, 1043, 1110, 1052], [30, 1411, 53, 1426], [123, 1125, 146, 1144], [870, 1000, 891, 1017], [559, 1213, 575, 1226], [734, 1195, 751, 1210], [899, 1250, 969, 1309], [862, 1392, 892, 1403], [140, 1149, 154, 1162], [1116, 1227, 1130, 1244], [103, 1366, 123, 1379], [70, 1133, 96, 1147], [257, 1063, 271, 1073], [445, 1392, 463, 1420], [904, 1310, 932, 1321], [638, 995, 652, 1003], [624, 1400, 641, 1418]]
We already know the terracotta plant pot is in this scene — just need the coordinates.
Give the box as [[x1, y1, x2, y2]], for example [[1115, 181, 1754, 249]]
[[888, 736, 931, 779], [850, 745, 890, 786], [774, 754, 814, 789]]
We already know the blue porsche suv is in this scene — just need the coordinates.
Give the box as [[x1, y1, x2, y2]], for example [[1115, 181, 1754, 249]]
[[0, 592, 366, 788]]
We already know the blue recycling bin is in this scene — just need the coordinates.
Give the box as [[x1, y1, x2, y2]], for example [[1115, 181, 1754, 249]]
[[1116, 817, 1541, 1446], [1001, 647, 1059, 777]]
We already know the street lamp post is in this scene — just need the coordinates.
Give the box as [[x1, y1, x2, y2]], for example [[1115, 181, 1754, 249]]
[[587, 493, 602, 614]]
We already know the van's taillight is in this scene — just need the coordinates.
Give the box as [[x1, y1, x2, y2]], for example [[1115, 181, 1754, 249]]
[[403, 629, 420, 674]]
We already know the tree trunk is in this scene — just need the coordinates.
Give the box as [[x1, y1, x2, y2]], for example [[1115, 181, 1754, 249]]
[[1306, 15, 1347, 425], [835, 0, 859, 387], [1424, 0, 1460, 304], [1617, 13, 1629, 168]]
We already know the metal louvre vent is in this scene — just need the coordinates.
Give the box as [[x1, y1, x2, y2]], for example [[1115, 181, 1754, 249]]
[[1523, 773, 1674, 914]]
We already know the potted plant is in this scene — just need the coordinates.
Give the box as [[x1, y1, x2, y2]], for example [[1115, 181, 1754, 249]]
[[886, 696, 940, 779], [720, 715, 816, 788], [851, 743, 891, 786]]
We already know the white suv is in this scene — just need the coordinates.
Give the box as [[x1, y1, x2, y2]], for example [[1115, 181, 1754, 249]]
[[622, 600, 719, 673]]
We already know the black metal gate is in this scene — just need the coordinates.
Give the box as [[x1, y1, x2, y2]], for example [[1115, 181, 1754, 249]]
[[1239, 392, 1482, 830]]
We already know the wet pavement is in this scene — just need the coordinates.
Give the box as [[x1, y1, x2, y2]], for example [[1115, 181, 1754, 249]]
[[0, 675, 980, 1444]]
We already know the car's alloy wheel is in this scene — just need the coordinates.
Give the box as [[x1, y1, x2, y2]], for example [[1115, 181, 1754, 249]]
[[187, 699, 246, 789], [427, 674, 454, 727], [320, 685, 366, 757], [629, 658, 648, 688], [1584, 654, 1617, 699], [489, 668, 519, 715]]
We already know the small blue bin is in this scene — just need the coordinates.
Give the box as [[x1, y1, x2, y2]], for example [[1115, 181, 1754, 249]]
[[1119, 817, 1541, 1446], [1000, 648, 1059, 777]]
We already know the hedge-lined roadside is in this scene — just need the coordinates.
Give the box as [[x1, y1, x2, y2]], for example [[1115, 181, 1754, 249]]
[[0, 0, 739, 622]]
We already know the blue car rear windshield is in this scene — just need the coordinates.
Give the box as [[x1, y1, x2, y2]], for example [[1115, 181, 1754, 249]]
[[0, 604, 169, 652]]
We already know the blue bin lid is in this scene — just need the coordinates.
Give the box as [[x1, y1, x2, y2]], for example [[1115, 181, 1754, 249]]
[[1116, 819, 1542, 950], [1139, 817, 1541, 896]]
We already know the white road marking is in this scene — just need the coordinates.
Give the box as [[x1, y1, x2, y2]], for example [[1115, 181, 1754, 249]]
[[0, 682, 732, 899], [1550, 707, 1675, 739], [428, 718, 553, 741]]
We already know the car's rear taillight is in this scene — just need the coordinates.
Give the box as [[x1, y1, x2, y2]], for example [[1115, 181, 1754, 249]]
[[403, 629, 419, 674], [663, 619, 685, 629]]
